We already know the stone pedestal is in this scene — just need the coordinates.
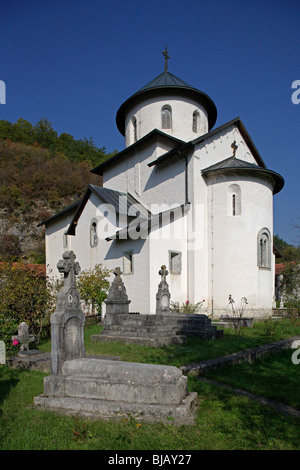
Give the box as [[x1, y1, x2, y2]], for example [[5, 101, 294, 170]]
[[104, 267, 131, 314], [34, 358, 197, 425], [50, 251, 85, 375], [34, 253, 197, 425], [156, 265, 171, 314]]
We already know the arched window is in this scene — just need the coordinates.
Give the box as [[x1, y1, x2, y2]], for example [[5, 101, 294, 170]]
[[63, 230, 68, 249], [192, 110, 200, 133], [132, 116, 137, 142], [90, 219, 98, 247], [228, 184, 241, 216], [232, 194, 236, 216], [161, 105, 172, 129], [257, 228, 271, 268]]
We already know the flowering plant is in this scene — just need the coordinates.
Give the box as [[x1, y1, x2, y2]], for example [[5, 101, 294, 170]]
[[171, 299, 205, 314]]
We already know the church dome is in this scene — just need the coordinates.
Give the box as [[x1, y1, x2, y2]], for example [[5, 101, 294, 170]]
[[116, 64, 217, 146]]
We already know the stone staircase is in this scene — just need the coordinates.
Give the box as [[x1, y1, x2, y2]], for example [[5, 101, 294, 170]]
[[91, 312, 223, 347]]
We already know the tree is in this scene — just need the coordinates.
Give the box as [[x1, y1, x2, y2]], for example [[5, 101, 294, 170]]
[[11, 118, 34, 145], [77, 264, 112, 315], [33, 118, 58, 149]]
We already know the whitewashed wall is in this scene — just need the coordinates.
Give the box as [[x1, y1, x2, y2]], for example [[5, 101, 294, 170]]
[[103, 137, 186, 208], [124, 95, 209, 146]]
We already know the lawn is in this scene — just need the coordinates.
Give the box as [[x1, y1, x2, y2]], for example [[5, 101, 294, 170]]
[[0, 318, 299, 451]]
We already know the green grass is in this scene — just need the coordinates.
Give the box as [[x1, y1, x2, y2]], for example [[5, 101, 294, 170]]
[[203, 349, 300, 409], [0, 366, 299, 450], [0, 318, 300, 450], [38, 317, 300, 367]]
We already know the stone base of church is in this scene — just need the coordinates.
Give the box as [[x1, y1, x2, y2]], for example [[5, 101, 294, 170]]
[[211, 308, 274, 319]]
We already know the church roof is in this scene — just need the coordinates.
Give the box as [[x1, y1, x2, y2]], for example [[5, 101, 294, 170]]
[[66, 185, 150, 236], [105, 202, 191, 241], [91, 129, 184, 176], [137, 71, 199, 92], [202, 155, 260, 172], [148, 117, 267, 168], [116, 71, 217, 136], [202, 156, 285, 195], [37, 200, 80, 226]]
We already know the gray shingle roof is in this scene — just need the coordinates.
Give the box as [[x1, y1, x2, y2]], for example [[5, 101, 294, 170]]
[[116, 71, 217, 136]]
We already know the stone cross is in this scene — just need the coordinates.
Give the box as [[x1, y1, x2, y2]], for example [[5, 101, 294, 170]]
[[57, 250, 80, 288], [156, 265, 171, 314], [231, 140, 238, 157], [113, 267, 123, 280], [12, 322, 35, 352], [104, 267, 131, 314], [159, 265, 169, 283], [162, 45, 170, 72]]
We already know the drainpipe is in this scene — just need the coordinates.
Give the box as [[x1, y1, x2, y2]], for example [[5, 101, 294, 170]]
[[211, 184, 214, 317], [178, 150, 189, 204]]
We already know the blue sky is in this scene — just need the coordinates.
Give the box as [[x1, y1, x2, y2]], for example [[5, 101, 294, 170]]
[[1, 0, 299, 245]]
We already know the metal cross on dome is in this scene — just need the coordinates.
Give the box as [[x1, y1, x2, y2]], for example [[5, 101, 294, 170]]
[[162, 45, 170, 72]]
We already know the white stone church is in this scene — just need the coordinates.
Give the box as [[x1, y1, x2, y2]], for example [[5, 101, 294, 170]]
[[41, 53, 284, 317]]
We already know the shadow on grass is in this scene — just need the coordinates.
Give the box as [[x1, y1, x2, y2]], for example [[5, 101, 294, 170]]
[[0, 366, 21, 417]]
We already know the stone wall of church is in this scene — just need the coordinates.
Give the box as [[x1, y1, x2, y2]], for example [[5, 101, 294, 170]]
[[103, 138, 187, 209], [124, 95, 209, 146], [204, 173, 275, 317]]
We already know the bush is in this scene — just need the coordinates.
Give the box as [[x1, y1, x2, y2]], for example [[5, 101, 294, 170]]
[[0, 260, 55, 345], [77, 264, 112, 315], [170, 300, 204, 314]]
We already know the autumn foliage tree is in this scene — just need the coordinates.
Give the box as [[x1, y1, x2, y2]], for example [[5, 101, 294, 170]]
[[77, 264, 112, 315], [0, 260, 56, 351]]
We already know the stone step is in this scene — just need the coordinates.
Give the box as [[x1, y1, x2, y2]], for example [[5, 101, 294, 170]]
[[101, 330, 179, 338], [91, 333, 186, 347], [34, 392, 197, 425], [43, 358, 189, 406], [104, 325, 178, 335]]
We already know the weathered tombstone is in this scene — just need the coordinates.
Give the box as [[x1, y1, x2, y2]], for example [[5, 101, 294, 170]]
[[0, 340, 5, 364], [104, 267, 131, 314], [156, 265, 171, 314], [12, 322, 35, 353], [50, 251, 85, 375]]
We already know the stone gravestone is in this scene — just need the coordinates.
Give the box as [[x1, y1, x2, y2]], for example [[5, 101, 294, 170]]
[[104, 267, 131, 314], [50, 250, 85, 375], [12, 322, 35, 354], [156, 265, 171, 314], [35, 256, 197, 424], [0, 340, 5, 364]]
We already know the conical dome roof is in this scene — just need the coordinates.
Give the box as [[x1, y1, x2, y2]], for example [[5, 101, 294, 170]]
[[116, 70, 217, 136]]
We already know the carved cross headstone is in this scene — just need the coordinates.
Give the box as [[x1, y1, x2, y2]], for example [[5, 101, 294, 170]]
[[104, 267, 131, 314], [51, 251, 85, 375], [156, 265, 171, 315], [57, 250, 80, 288], [12, 322, 35, 352], [159, 265, 169, 284]]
